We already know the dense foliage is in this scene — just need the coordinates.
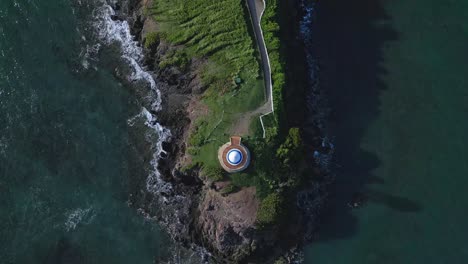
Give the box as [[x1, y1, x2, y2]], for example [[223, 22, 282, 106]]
[[158, 49, 189, 70], [201, 166, 225, 182], [256, 192, 285, 226], [144, 32, 160, 49], [276, 127, 302, 167], [261, 0, 286, 124]]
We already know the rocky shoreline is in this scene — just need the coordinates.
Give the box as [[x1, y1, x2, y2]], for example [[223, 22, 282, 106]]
[[113, 0, 329, 262]]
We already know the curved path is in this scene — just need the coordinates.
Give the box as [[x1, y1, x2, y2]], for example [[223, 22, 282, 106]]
[[244, 0, 274, 138]]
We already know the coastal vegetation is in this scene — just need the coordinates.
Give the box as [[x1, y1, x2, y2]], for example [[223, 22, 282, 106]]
[[230, 127, 304, 226], [149, 0, 266, 170], [147, 0, 306, 228], [261, 0, 286, 126], [256, 192, 285, 226], [144, 31, 159, 49], [200, 165, 224, 182], [243, 0, 305, 227], [276, 127, 303, 167]]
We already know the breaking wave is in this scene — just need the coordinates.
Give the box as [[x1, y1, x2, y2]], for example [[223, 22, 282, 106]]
[[93, 3, 163, 112], [64, 207, 95, 232], [87, 1, 208, 263], [91, 1, 172, 196]]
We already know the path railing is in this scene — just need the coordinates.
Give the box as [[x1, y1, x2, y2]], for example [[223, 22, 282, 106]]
[[246, 0, 274, 138]]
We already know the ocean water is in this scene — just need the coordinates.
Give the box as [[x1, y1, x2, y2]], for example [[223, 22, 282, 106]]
[[4, 0, 467, 263], [0, 0, 174, 263], [304, 0, 468, 263]]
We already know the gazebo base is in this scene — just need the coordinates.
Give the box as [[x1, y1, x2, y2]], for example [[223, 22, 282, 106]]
[[218, 136, 251, 173]]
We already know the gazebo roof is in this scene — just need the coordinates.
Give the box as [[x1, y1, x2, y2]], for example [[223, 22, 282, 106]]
[[218, 136, 250, 173]]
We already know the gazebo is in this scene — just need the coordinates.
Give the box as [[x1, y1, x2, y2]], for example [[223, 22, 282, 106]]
[[218, 136, 250, 173]]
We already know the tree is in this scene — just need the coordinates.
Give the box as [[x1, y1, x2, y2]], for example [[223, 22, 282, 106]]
[[256, 192, 285, 227], [201, 166, 224, 182], [276, 128, 302, 167]]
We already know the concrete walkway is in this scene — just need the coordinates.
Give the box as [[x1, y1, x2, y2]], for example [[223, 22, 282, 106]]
[[245, 0, 274, 138]]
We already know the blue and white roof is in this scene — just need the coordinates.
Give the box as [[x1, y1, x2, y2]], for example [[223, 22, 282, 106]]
[[226, 149, 243, 165]]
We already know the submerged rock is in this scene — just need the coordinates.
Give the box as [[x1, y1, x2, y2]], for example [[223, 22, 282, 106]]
[[348, 192, 367, 209]]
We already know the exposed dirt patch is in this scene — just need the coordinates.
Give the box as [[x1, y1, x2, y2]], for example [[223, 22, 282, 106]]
[[229, 101, 271, 136], [177, 97, 210, 168], [196, 187, 259, 260]]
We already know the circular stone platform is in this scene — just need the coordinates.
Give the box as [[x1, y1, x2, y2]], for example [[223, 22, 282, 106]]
[[218, 136, 250, 173]]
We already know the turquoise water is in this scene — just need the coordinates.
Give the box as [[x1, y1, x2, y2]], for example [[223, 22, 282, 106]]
[[305, 0, 468, 263], [0, 1, 171, 263]]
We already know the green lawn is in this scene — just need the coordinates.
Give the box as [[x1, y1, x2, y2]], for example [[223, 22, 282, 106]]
[[149, 0, 266, 168]]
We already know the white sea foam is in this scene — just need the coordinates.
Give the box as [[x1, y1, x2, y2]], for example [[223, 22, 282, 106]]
[[93, 4, 162, 111], [91, 1, 171, 195], [64, 207, 95, 232], [128, 107, 172, 194], [89, 3, 209, 262], [79, 42, 101, 69]]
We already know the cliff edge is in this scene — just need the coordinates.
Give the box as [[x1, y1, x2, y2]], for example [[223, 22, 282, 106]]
[[115, 0, 328, 262]]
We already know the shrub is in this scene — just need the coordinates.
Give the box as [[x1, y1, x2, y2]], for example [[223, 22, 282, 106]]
[[201, 166, 224, 182], [187, 146, 199, 155], [220, 184, 238, 196], [274, 257, 287, 264], [189, 132, 204, 147], [189, 120, 208, 147], [265, 126, 278, 143], [257, 171, 277, 190], [256, 192, 285, 227], [144, 32, 159, 49], [261, 0, 285, 125], [180, 162, 200, 173], [159, 49, 189, 70], [276, 128, 302, 167], [230, 172, 252, 187]]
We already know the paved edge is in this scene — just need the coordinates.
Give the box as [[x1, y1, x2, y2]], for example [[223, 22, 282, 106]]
[[246, 0, 274, 138]]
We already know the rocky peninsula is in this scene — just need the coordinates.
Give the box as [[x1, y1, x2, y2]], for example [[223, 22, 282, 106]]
[[114, 0, 331, 262]]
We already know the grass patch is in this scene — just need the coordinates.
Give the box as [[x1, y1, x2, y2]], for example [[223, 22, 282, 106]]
[[144, 32, 160, 49], [159, 49, 189, 70], [201, 165, 225, 182], [150, 0, 264, 95], [249, 113, 263, 138], [149, 0, 267, 167], [220, 184, 239, 196], [261, 0, 286, 132]]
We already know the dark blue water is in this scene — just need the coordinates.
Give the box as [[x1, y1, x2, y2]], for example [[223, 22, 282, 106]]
[[303, 0, 468, 263], [0, 1, 173, 263]]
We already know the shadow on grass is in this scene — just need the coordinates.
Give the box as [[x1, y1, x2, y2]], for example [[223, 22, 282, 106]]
[[307, 0, 422, 241]]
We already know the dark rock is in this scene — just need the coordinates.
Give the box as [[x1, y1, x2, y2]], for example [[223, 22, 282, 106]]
[[110, 15, 124, 21]]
